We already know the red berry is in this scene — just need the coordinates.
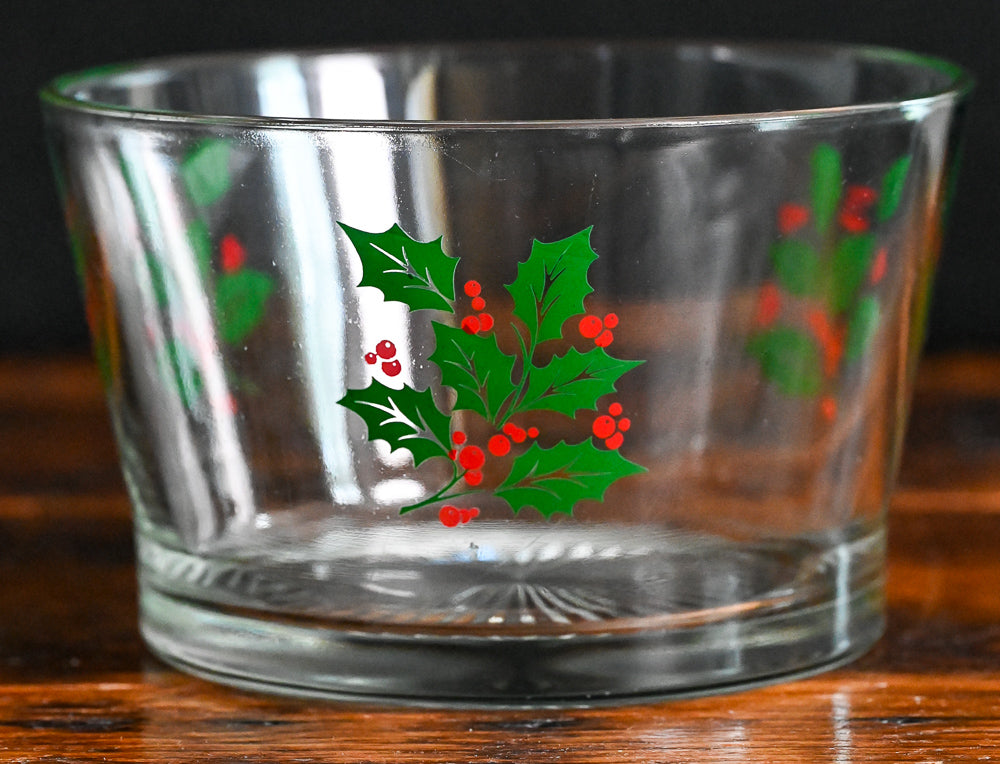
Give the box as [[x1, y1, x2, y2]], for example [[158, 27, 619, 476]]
[[603, 312, 619, 329], [806, 309, 834, 346], [605, 432, 625, 450], [502, 423, 526, 443], [777, 203, 810, 235], [364, 352, 378, 365], [845, 185, 877, 209], [478, 313, 494, 331], [618, 417, 631, 432], [592, 415, 616, 439], [376, 340, 396, 359], [461, 316, 481, 334], [820, 396, 837, 422], [439, 505, 460, 527], [381, 359, 401, 377], [464, 280, 482, 297], [527, 427, 539, 438], [471, 296, 486, 311], [870, 247, 888, 284], [459, 507, 475, 523], [448, 449, 457, 460], [464, 470, 483, 486], [488, 434, 511, 456], [220, 234, 246, 272], [452, 431, 467, 445], [609, 402, 623, 417], [595, 329, 614, 347], [756, 283, 781, 327], [839, 210, 869, 233], [458, 445, 485, 471], [579, 315, 603, 339], [469, 507, 480, 519]]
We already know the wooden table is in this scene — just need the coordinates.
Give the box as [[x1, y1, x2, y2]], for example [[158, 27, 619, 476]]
[[4, 352, 1000, 762]]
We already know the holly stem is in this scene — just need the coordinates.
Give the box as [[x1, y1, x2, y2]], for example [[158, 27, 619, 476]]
[[497, 323, 535, 426], [399, 472, 478, 514]]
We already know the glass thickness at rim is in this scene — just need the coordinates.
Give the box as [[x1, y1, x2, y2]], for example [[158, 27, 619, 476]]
[[39, 39, 973, 131]]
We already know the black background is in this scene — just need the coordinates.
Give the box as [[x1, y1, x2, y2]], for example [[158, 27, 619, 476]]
[[3, 0, 997, 353]]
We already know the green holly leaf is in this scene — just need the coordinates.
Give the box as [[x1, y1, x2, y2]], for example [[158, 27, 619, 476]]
[[429, 322, 517, 422], [877, 155, 912, 222], [495, 441, 646, 519], [517, 347, 643, 419], [340, 222, 457, 313], [339, 380, 451, 466], [810, 143, 842, 235], [186, 219, 213, 280], [505, 228, 597, 345], [747, 327, 823, 396], [215, 269, 274, 344], [830, 233, 876, 314], [181, 139, 232, 207], [845, 295, 881, 362], [770, 239, 824, 297]]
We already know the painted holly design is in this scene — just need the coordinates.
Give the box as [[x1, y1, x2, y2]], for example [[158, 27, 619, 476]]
[[131, 138, 275, 411], [180, 140, 275, 348], [748, 143, 912, 421], [338, 223, 646, 524]]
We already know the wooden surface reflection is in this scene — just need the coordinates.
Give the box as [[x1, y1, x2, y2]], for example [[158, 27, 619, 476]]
[[4, 353, 1000, 762]]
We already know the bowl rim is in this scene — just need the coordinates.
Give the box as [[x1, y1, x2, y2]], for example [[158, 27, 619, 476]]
[[39, 39, 975, 131]]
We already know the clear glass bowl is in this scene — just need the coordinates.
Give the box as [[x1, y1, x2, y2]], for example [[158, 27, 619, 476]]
[[42, 41, 971, 705]]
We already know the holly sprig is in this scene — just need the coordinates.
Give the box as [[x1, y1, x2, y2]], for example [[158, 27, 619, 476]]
[[123, 138, 275, 412], [338, 223, 645, 522], [748, 143, 912, 421]]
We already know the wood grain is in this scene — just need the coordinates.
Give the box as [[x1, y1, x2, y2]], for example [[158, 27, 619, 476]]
[[3, 352, 1000, 761]]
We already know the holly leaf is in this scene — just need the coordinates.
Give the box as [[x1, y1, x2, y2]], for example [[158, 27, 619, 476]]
[[747, 327, 823, 396], [338, 379, 451, 466], [429, 322, 517, 422], [517, 347, 643, 418], [877, 155, 911, 222], [830, 233, 876, 314], [495, 441, 646, 519], [770, 239, 824, 297], [810, 143, 842, 235], [505, 228, 597, 345], [845, 295, 881, 361], [215, 269, 274, 344], [181, 139, 232, 207], [340, 222, 457, 313]]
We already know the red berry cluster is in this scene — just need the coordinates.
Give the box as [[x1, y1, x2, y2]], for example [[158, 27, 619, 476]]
[[488, 422, 539, 457], [448, 431, 486, 486], [439, 504, 480, 527], [444, 423, 542, 505], [777, 185, 879, 237], [592, 402, 630, 450], [220, 233, 247, 273], [461, 280, 495, 335], [838, 185, 877, 233], [579, 312, 618, 348], [364, 339, 401, 377]]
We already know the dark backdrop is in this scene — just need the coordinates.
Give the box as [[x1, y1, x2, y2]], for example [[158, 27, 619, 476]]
[[3, 0, 996, 353]]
